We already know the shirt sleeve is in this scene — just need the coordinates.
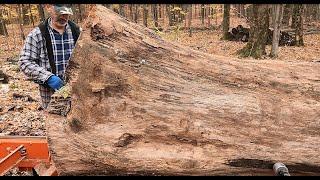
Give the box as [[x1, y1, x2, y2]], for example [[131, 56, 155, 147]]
[[18, 28, 53, 84]]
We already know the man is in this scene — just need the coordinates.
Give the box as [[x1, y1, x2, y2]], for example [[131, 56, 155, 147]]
[[19, 4, 80, 109]]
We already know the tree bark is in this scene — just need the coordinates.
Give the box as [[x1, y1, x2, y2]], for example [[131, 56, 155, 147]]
[[17, 4, 25, 41], [28, 4, 35, 27], [0, 8, 8, 36], [78, 4, 83, 22], [143, 4, 148, 27], [222, 4, 230, 40], [201, 4, 205, 26], [38, 4, 45, 22], [270, 4, 284, 58], [119, 4, 125, 17], [293, 4, 304, 46], [281, 4, 291, 27], [188, 4, 192, 37], [22, 4, 30, 25], [152, 4, 159, 28], [238, 4, 269, 59], [46, 5, 320, 176], [129, 4, 133, 21], [134, 4, 138, 23]]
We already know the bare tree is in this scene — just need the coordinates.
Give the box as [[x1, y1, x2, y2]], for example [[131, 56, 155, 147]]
[[134, 4, 138, 23], [201, 4, 205, 26], [28, 4, 35, 27], [17, 4, 25, 40], [293, 4, 304, 46], [222, 4, 230, 40], [0, 6, 8, 36], [143, 4, 148, 27], [119, 4, 125, 17], [238, 4, 270, 59], [188, 4, 192, 37], [270, 4, 284, 58], [129, 4, 133, 21], [38, 4, 45, 22], [152, 4, 159, 28]]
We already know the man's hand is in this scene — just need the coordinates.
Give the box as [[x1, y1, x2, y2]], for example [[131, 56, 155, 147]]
[[46, 75, 64, 91]]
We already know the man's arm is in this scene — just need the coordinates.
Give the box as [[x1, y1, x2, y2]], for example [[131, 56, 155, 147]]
[[18, 28, 53, 84]]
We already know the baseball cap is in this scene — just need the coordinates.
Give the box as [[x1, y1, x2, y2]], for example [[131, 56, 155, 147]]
[[53, 4, 73, 15]]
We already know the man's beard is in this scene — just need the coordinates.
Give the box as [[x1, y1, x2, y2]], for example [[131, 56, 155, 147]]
[[56, 18, 67, 26]]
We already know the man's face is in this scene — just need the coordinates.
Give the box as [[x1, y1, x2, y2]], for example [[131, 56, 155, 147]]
[[47, 5, 71, 28]]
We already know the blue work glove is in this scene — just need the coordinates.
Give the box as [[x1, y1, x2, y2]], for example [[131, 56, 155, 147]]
[[46, 75, 64, 91]]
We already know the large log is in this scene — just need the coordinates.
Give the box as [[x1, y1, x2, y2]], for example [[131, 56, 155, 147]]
[[46, 5, 320, 176]]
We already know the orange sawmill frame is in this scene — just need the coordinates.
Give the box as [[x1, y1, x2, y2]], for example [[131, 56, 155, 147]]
[[0, 136, 57, 176]]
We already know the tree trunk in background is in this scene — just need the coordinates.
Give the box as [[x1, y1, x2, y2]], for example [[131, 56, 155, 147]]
[[0, 8, 8, 36], [78, 4, 83, 22], [222, 4, 230, 40], [152, 4, 159, 28], [240, 4, 245, 17], [293, 4, 304, 46], [188, 4, 192, 37], [236, 4, 241, 17], [119, 4, 125, 17], [207, 5, 211, 27], [22, 4, 30, 25], [270, 4, 284, 58], [167, 4, 174, 26], [282, 4, 291, 27], [0, 18, 8, 36], [238, 4, 269, 58], [134, 5, 138, 23], [201, 4, 205, 26], [46, 5, 320, 176], [143, 4, 148, 27], [17, 4, 25, 40], [38, 4, 45, 22], [159, 4, 162, 19], [291, 4, 299, 29], [129, 4, 133, 21], [28, 4, 35, 27]]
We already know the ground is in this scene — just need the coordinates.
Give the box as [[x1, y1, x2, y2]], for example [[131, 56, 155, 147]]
[[0, 14, 320, 175]]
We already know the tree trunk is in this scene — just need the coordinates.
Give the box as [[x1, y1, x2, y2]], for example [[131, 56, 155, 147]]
[[129, 4, 133, 21], [119, 4, 125, 17], [282, 4, 291, 27], [293, 4, 304, 46], [188, 4, 192, 37], [317, 4, 320, 21], [167, 4, 174, 26], [28, 4, 35, 27], [22, 4, 30, 25], [78, 4, 83, 22], [46, 5, 320, 176], [201, 4, 205, 26], [270, 4, 284, 58], [134, 4, 138, 23], [17, 4, 25, 41], [291, 4, 298, 29], [152, 4, 159, 28], [236, 4, 241, 17], [240, 4, 245, 17], [238, 4, 269, 59], [0, 8, 8, 36], [38, 4, 45, 22], [0, 19, 8, 36], [207, 5, 211, 27], [143, 4, 148, 27], [222, 4, 230, 40]]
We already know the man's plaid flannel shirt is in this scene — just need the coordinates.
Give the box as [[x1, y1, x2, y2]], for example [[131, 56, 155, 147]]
[[19, 18, 75, 109]]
